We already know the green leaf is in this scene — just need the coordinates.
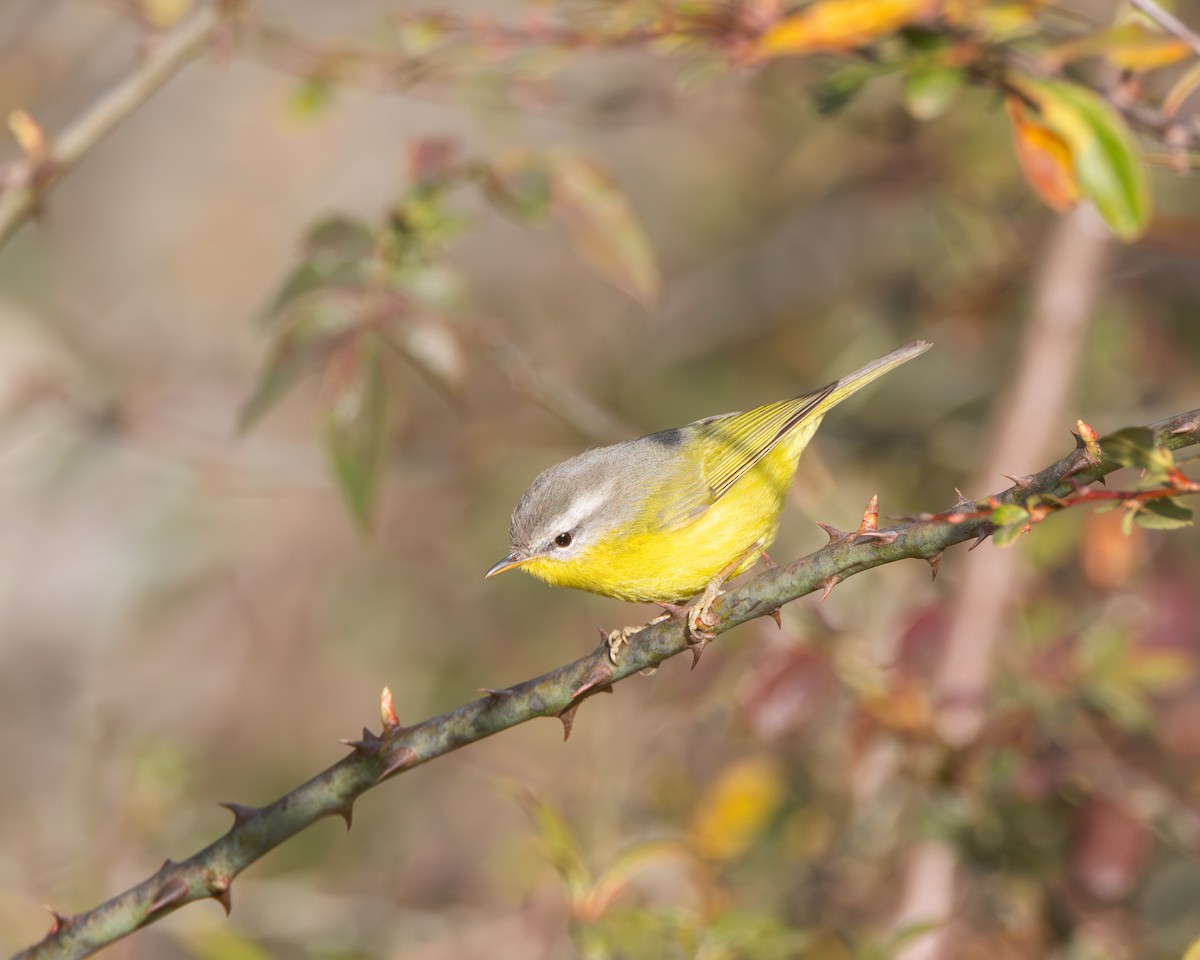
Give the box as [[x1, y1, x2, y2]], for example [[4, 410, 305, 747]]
[[240, 297, 359, 430], [520, 795, 591, 900], [1100, 426, 1177, 484], [484, 150, 555, 222], [1100, 426, 1156, 467], [261, 216, 377, 327], [1010, 76, 1150, 240], [815, 62, 886, 114], [288, 77, 334, 120], [322, 335, 390, 530], [992, 522, 1027, 547], [550, 154, 661, 305], [1134, 497, 1194, 530], [991, 503, 1030, 527], [904, 66, 964, 120]]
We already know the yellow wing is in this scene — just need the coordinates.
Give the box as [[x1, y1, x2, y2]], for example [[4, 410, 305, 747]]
[[647, 385, 834, 532], [701, 385, 836, 502], [649, 340, 931, 532]]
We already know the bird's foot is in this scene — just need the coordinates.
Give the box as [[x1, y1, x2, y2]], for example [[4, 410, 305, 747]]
[[684, 581, 724, 668], [606, 625, 638, 664], [606, 613, 670, 664]]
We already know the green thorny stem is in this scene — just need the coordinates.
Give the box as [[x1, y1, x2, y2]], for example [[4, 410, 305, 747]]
[[13, 407, 1200, 960]]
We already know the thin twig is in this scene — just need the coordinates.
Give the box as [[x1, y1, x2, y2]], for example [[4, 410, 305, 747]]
[[0, 2, 226, 249], [12, 406, 1199, 960], [1127, 0, 1200, 58]]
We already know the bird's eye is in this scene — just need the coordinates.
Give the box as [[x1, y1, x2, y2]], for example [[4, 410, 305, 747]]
[[554, 532, 573, 548]]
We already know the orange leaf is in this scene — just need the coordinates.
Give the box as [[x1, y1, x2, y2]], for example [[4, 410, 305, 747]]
[[1006, 98, 1081, 212], [758, 0, 938, 56]]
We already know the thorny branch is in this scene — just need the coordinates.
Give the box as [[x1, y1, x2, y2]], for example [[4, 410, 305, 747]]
[[12, 406, 1200, 960]]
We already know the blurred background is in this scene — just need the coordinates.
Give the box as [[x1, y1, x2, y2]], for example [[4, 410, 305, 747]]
[[1, 1, 1200, 958]]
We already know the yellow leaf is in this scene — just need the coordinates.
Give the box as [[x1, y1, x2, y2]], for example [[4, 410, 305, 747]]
[[140, 0, 192, 29], [8, 109, 46, 165], [688, 757, 785, 861], [1183, 934, 1200, 960], [1050, 22, 1190, 72], [758, 0, 938, 56], [947, 1, 1038, 41], [1127, 649, 1194, 694], [1007, 98, 1082, 213], [550, 154, 661, 305]]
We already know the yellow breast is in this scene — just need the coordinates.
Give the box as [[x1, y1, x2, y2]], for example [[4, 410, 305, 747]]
[[523, 419, 819, 603]]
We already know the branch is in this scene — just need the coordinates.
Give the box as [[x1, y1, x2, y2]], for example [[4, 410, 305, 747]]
[[0, 2, 227, 250], [12, 407, 1200, 960]]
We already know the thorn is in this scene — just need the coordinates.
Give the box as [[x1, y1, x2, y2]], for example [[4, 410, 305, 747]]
[[479, 687, 514, 697], [768, 608, 782, 629], [332, 803, 354, 830], [158, 859, 176, 873], [816, 521, 847, 542], [1000, 473, 1034, 490], [927, 552, 942, 580], [148, 877, 190, 915], [340, 727, 382, 751], [572, 660, 615, 700], [375, 746, 418, 784], [203, 871, 233, 916], [819, 575, 841, 602], [1071, 430, 1085, 449], [967, 528, 992, 551], [759, 549, 778, 568], [380, 686, 400, 729], [597, 626, 610, 643], [557, 703, 580, 740], [42, 905, 73, 935], [689, 635, 711, 669], [213, 888, 232, 916], [858, 493, 879, 533], [1171, 421, 1198, 435], [656, 601, 690, 620], [954, 487, 973, 508], [218, 802, 259, 827]]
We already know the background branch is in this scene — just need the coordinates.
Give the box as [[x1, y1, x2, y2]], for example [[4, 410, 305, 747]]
[[0, 2, 225, 249], [13, 407, 1200, 960]]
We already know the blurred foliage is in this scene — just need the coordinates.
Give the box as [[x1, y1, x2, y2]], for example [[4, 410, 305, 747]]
[[1, 0, 1200, 958]]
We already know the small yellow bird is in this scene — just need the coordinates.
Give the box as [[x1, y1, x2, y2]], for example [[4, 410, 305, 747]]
[[487, 341, 930, 660]]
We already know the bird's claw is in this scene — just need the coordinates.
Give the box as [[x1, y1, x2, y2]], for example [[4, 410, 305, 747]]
[[606, 626, 638, 664], [684, 584, 722, 668], [686, 602, 719, 642]]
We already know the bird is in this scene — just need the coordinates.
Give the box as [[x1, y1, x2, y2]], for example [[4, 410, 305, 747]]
[[487, 340, 930, 662]]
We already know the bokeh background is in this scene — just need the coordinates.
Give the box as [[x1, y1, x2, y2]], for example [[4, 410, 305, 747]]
[[2, 1, 1200, 958]]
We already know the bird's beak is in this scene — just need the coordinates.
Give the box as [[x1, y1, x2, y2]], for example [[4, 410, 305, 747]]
[[485, 553, 529, 578]]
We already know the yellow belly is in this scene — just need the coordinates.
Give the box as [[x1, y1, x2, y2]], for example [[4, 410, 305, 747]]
[[522, 422, 816, 603]]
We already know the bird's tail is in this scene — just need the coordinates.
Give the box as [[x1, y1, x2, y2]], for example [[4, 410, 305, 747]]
[[810, 340, 931, 416]]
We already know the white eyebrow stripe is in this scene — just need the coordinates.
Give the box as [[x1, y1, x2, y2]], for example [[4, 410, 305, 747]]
[[550, 487, 611, 535]]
